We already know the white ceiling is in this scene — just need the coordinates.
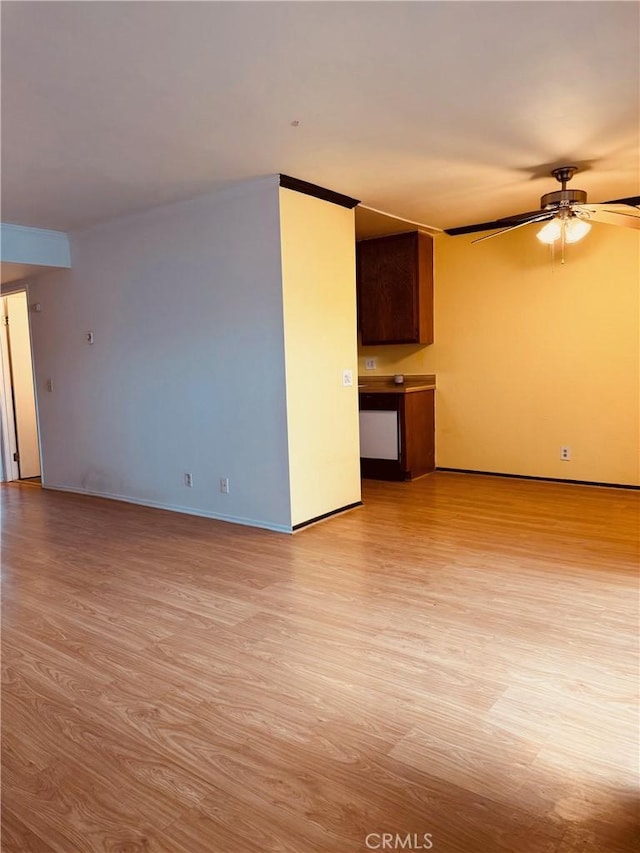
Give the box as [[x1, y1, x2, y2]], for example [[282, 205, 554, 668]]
[[2, 1, 638, 233]]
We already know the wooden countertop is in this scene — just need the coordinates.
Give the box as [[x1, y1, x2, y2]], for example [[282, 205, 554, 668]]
[[358, 374, 436, 394]]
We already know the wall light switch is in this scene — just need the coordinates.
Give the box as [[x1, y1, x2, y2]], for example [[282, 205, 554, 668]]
[[86, 331, 95, 345], [46, 378, 54, 392], [342, 369, 354, 387]]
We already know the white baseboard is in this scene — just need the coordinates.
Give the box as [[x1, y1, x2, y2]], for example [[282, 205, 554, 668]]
[[42, 483, 293, 534]]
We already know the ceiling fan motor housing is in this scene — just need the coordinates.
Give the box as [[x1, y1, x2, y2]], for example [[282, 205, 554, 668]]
[[540, 188, 587, 209]]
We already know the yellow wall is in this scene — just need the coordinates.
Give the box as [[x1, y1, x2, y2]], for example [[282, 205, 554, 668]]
[[280, 188, 361, 525], [359, 225, 640, 486]]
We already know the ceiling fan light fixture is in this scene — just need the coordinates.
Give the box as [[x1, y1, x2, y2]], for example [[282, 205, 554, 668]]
[[536, 216, 591, 245], [565, 217, 591, 243], [536, 219, 562, 244]]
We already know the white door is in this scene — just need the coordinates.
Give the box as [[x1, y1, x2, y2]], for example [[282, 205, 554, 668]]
[[5, 293, 41, 479], [0, 305, 19, 481]]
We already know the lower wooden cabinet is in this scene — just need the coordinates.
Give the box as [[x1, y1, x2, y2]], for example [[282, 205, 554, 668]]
[[359, 389, 435, 481]]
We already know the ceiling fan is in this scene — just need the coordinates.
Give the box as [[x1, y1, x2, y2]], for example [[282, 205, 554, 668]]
[[445, 167, 640, 245]]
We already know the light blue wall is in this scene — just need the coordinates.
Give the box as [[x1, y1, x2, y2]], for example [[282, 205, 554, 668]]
[[28, 177, 294, 532]]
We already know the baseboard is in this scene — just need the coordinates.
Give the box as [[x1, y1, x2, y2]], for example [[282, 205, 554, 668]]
[[292, 501, 363, 531], [42, 483, 293, 533], [436, 467, 640, 491]]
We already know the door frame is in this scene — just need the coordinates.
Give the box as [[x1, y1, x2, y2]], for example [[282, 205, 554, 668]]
[[0, 282, 43, 483]]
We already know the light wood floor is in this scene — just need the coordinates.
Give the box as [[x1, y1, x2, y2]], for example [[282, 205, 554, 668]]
[[1, 473, 638, 852]]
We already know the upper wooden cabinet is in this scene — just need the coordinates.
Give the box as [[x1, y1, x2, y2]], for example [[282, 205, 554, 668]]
[[356, 231, 433, 346]]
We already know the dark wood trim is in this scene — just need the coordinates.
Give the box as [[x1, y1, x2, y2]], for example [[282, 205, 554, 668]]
[[292, 501, 363, 531], [279, 175, 360, 209], [436, 467, 640, 491]]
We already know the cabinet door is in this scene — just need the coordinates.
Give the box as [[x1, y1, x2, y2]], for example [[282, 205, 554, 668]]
[[357, 232, 433, 345], [357, 232, 419, 345], [402, 390, 435, 478]]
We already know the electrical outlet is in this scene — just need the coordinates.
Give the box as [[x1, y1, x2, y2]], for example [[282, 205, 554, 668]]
[[86, 331, 95, 345], [560, 446, 571, 461], [219, 477, 230, 494], [184, 472, 193, 487], [342, 369, 354, 387], [46, 378, 54, 392], [365, 358, 377, 370]]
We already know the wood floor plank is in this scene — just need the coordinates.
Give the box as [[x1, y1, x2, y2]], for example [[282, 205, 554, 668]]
[[3, 754, 186, 853], [1, 807, 58, 853], [2, 473, 638, 852]]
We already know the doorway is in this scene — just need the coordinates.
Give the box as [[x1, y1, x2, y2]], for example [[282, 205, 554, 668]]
[[0, 290, 41, 482]]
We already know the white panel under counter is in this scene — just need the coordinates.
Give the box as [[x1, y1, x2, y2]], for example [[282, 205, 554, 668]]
[[358, 410, 399, 460]]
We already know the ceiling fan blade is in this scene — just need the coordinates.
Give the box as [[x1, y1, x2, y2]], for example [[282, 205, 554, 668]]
[[446, 209, 548, 236], [471, 213, 553, 244], [495, 209, 548, 225], [587, 212, 640, 230], [578, 203, 640, 214], [574, 205, 640, 229], [602, 195, 640, 207]]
